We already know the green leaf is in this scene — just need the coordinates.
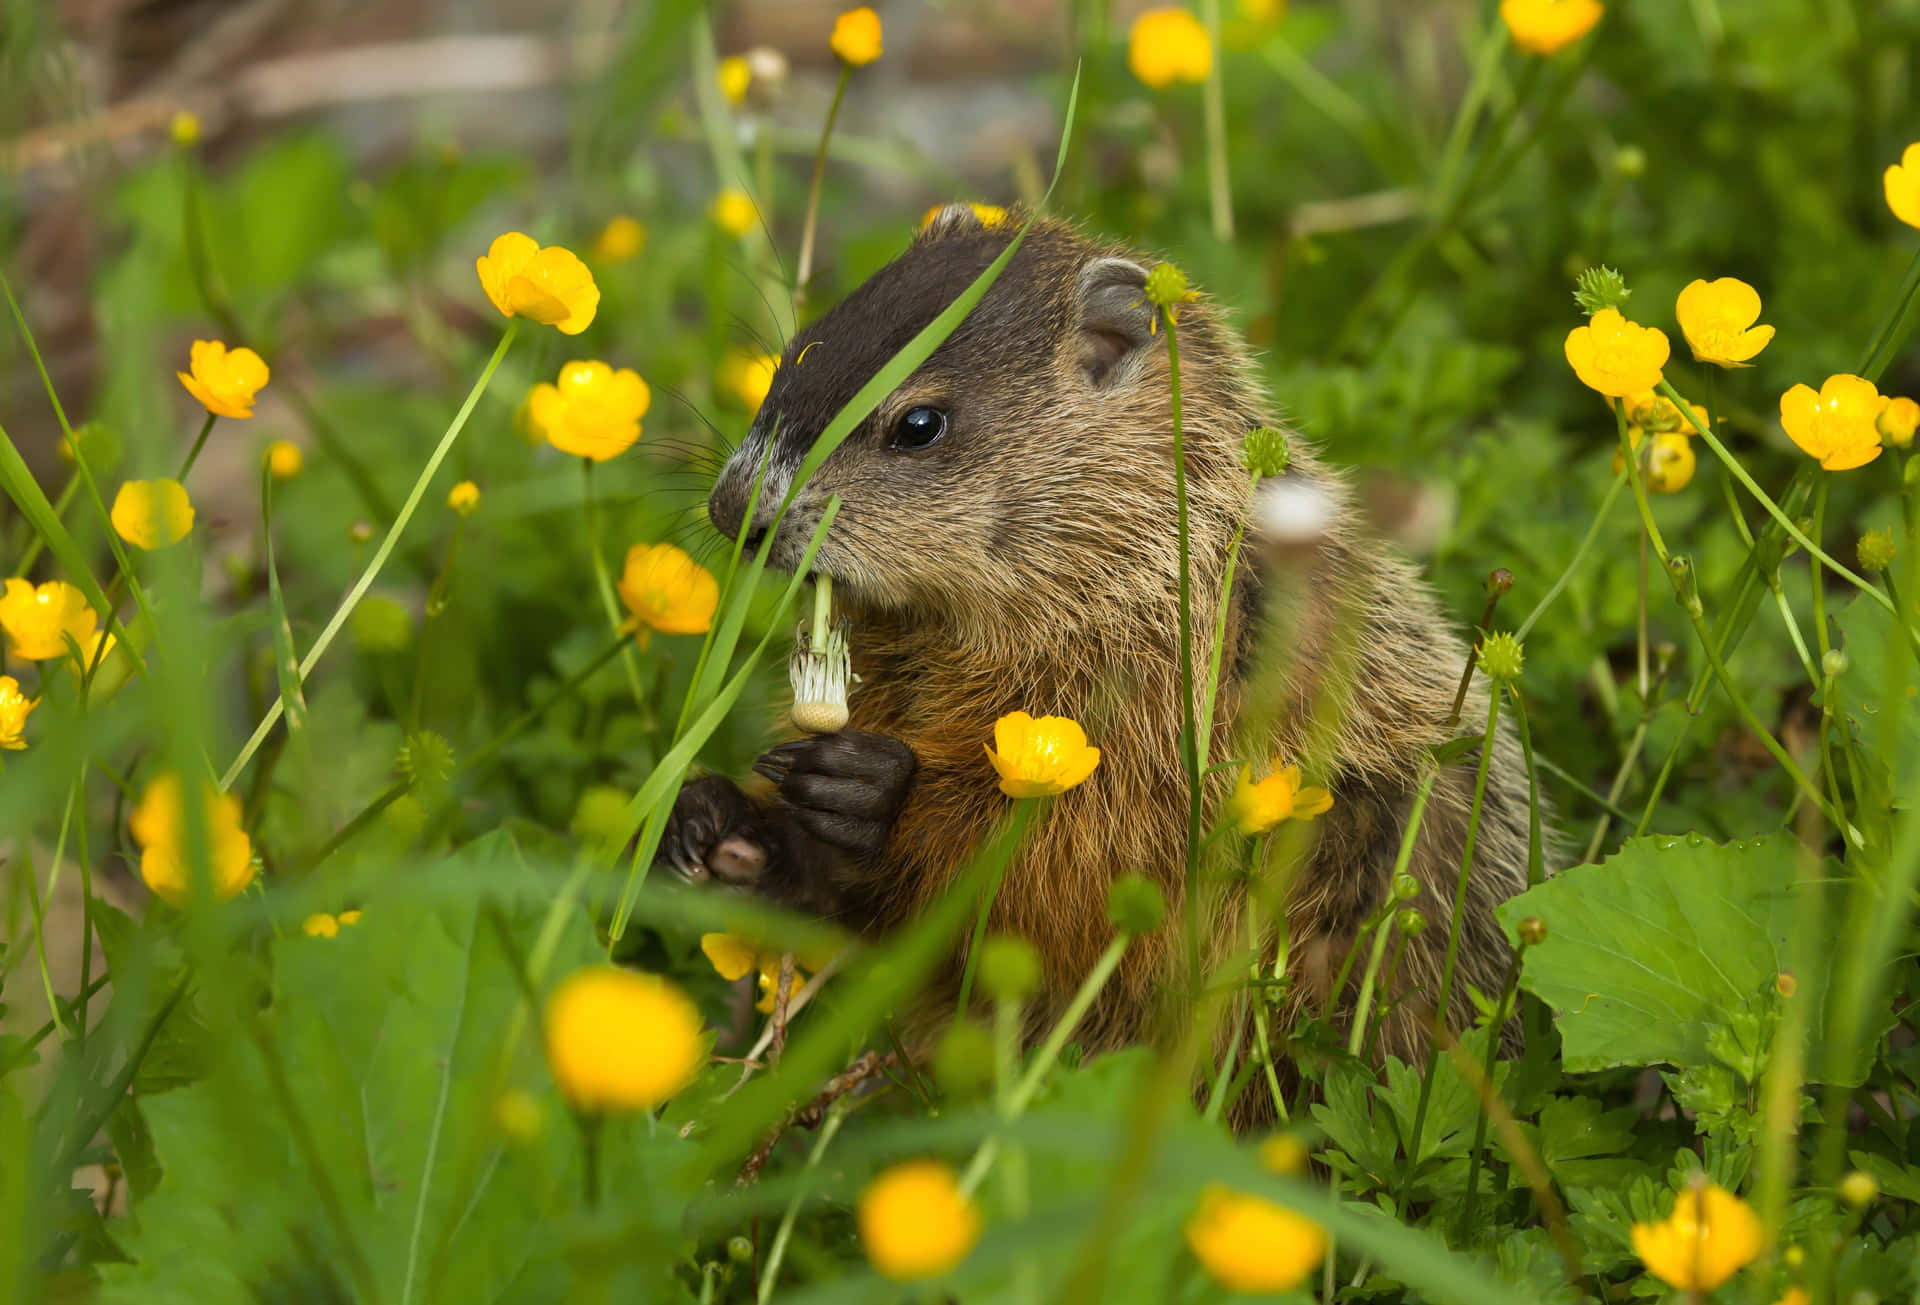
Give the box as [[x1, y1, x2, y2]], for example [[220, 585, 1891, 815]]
[[1497, 833, 1888, 1085], [1827, 593, 1920, 799]]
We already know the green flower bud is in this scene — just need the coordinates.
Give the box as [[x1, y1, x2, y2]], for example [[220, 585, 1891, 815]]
[[1858, 528, 1897, 574], [1614, 145, 1647, 178], [1478, 631, 1525, 683], [1144, 261, 1190, 308], [978, 935, 1042, 1003], [350, 593, 412, 652], [398, 730, 455, 793], [1823, 649, 1849, 679], [1518, 916, 1547, 947], [933, 1018, 995, 1098], [1573, 265, 1631, 317], [1241, 426, 1292, 478], [727, 1235, 755, 1265], [1108, 873, 1167, 935], [1397, 908, 1426, 937], [1668, 554, 1702, 619], [1839, 1170, 1878, 1208], [1392, 872, 1419, 902], [571, 784, 631, 851]]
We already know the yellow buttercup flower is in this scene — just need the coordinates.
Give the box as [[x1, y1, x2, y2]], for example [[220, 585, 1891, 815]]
[[0, 676, 37, 750], [1884, 142, 1920, 230], [591, 215, 646, 264], [447, 481, 481, 515], [169, 110, 201, 147], [338, 908, 362, 925], [526, 360, 651, 462], [1631, 1183, 1762, 1291], [1500, 0, 1603, 55], [1614, 428, 1697, 494], [475, 232, 600, 335], [830, 7, 884, 66], [717, 55, 752, 105], [919, 202, 1009, 231], [0, 579, 98, 663], [985, 711, 1101, 798], [858, 1161, 981, 1281], [700, 933, 811, 1014], [1775, 1289, 1810, 1305], [617, 542, 719, 640], [1184, 1184, 1328, 1293], [1675, 278, 1774, 368], [130, 773, 256, 908], [1564, 308, 1670, 398], [1780, 374, 1887, 471], [1229, 761, 1333, 835], [303, 913, 340, 938], [110, 478, 196, 550], [1877, 395, 1919, 448], [265, 440, 303, 481], [1128, 7, 1213, 90], [1620, 390, 1707, 435], [177, 339, 270, 419], [719, 349, 779, 411], [1258, 1134, 1309, 1175], [711, 188, 759, 239], [543, 965, 704, 1111]]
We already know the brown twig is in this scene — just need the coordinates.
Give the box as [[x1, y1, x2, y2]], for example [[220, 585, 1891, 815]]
[[736, 1051, 894, 1187]]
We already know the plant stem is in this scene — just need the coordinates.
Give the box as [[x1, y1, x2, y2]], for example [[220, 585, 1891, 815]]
[[793, 65, 852, 311], [1198, 0, 1234, 240], [12, 470, 79, 577], [581, 458, 649, 706], [1164, 314, 1206, 1003], [756, 1100, 848, 1304], [1516, 469, 1626, 640], [176, 413, 218, 481], [1459, 941, 1529, 1240]]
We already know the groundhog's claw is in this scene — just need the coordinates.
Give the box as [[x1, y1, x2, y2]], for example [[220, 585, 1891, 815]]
[[659, 774, 769, 885], [754, 730, 915, 862]]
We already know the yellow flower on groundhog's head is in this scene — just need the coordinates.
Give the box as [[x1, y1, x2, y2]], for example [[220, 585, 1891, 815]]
[[711, 188, 759, 239], [830, 7, 883, 67], [475, 232, 600, 335], [1631, 1182, 1762, 1291], [130, 772, 256, 908], [177, 339, 270, 419], [1675, 277, 1774, 368], [719, 349, 779, 412], [1128, 7, 1213, 90], [985, 711, 1101, 798], [1780, 374, 1887, 471], [1564, 308, 1670, 398], [1884, 142, 1920, 230], [110, 478, 196, 550], [1184, 1183, 1328, 1293], [617, 542, 719, 640], [527, 360, 651, 462], [543, 965, 704, 1112], [1500, 0, 1603, 56], [919, 202, 1009, 231], [858, 1161, 981, 1281], [0, 676, 37, 750], [590, 215, 646, 264], [0, 578, 98, 663], [264, 440, 303, 481], [1229, 761, 1333, 835]]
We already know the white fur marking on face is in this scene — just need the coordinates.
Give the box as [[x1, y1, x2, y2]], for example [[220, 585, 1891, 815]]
[[1255, 478, 1336, 547]]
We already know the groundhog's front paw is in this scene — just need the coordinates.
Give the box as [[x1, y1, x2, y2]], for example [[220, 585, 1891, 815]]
[[753, 730, 916, 862], [659, 774, 770, 885]]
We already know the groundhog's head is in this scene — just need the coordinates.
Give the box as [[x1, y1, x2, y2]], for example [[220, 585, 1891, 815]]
[[707, 207, 1253, 630]]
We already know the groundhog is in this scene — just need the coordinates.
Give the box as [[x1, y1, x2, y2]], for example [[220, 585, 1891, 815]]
[[662, 206, 1537, 1104]]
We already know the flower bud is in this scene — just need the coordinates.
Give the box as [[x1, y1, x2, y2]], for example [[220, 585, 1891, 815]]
[[1668, 554, 1703, 619], [1144, 262, 1190, 308], [1858, 528, 1897, 574], [447, 480, 481, 516], [398, 730, 455, 793], [1479, 631, 1525, 683], [1822, 649, 1849, 679], [349, 520, 375, 544], [493, 1088, 545, 1143], [1776, 970, 1798, 998], [933, 1018, 995, 1097], [350, 594, 412, 652], [1783, 1245, 1805, 1268], [1486, 567, 1515, 597], [1397, 908, 1426, 937], [1614, 145, 1647, 178], [978, 935, 1042, 1003], [1392, 872, 1419, 901], [169, 110, 201, 148], [1573, 265, 1631, 317], [1877, 396, 1919, 449], [1839, 1170, 1878, 1208], [1107, 873, 1167, 935], [1241, 426, 1292, 478], [1518, 916, 1547, 947], [728, 1235, 755, 1264]]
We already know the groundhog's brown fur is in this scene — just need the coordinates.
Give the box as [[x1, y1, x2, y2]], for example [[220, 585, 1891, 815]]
[[697, 207, 1538, 1107]]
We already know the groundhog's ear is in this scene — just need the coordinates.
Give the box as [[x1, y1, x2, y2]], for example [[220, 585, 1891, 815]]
[[1074, 257, 1154, 389]]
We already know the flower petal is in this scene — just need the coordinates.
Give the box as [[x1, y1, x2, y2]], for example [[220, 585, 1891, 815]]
[[701, 932, 759, 982]]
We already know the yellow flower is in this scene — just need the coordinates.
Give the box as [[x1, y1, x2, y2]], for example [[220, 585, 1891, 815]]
[[1620, 390, 1707, 435], [1184, 1184, 1328, 1293], [919, 202, 1009, 230], [110, 478, 196, 550], [130, 773, 256, 908], [1500, 0, 1603, 55], [719, 349, 779, 411], [591, 215, 646, 264], [1775, 1289, 1810, 1305], [169, 110, 201, 147], [711, 188, 759, 239], [302, 913, 340, 938], [1675, 278, 1775, 368], [1613, 428, 1697, 494], [984, 711, 1101, 798], [0, 677, 37, 750], [617, 542, 720, 639], [858, 1161, 981, 1281], [1258, 1134, 1309, 1175], [447, 481, 481, 515], [1229, 761, 1333, 835], [177, 339, 270, 419], [338, 908, 362, 925], [265, 440, 304, 481], [700, 933, 810, 1014], [1780, 374, 1887, 471], [0, 579, 98, 663], [1877, 396, 1919, 448], [526, 360, 651, 462], [1631, 1183, 1763, 1291], [543, 965, 704, 1111], [717, 55, 752, 105], [830, 7, 884, 66], [1564, 308, 1670, 398], [475, 232, 600, 335], [1884, 142, 1920, 230], [1128, 7, 1214, 90]]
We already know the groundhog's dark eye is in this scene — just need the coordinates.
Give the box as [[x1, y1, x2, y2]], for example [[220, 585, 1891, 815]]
[[891, 406, 949, 451]]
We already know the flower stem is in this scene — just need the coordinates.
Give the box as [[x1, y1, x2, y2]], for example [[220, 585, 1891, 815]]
[[1859, 243, 1920, 382], [1515, 469, 1626, 640], [1198, 0, 1234, 240], [12, 470, 80, 578], [756, 1099, 849, 1304], [582, 458, 649, 707], [811, 572, 833, 648], [794, 65, 852, 312], [1163, 315, 1206, 1001], [176, 412, 218, 481], [1458, 939, 1530, 1240]]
